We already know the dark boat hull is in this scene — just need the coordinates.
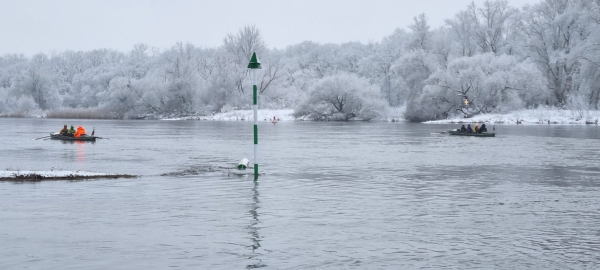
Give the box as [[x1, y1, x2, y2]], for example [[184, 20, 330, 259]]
[[449, 131, 495, 137], [50, 133, 97, 141]]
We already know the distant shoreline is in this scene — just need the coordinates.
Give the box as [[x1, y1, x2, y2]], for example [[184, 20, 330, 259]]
[[3, 108, 600, 124], [424, 108, 600, 125]]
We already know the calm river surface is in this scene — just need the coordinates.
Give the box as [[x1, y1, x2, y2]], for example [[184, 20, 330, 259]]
[[1, 118, 600, 269]]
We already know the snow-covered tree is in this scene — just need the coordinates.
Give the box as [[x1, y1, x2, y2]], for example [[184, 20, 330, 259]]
[[360, 29, 409, 106], [409, 14, 432, 51], [516, 0, 599, 105], [406, 53, 548, 121], [293, 72, 388, 121], [1, 1, 599, 120], [393, 49, 443, 109]]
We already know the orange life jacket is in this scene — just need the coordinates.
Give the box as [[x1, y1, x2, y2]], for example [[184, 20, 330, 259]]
[[74, 126, 86, 138]]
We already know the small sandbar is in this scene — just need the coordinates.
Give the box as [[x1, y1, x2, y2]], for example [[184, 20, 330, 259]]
[[0, 170, 137, 182]]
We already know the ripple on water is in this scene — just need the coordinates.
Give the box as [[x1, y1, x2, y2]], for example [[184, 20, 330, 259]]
[[2, 120, 600, 269]]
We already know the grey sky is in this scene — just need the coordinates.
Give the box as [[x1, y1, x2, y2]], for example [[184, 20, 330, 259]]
[[2, 0, 541, 56]]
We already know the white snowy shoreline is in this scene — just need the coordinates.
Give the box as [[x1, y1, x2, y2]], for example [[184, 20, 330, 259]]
[[161, 107, 406, 122], [161, 108, 600, 125], [424, 109, 600, 125], [0, 170, 137, 181], [162, 109, 297, 121]]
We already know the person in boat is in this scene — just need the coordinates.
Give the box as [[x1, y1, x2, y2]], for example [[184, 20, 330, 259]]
[[466, 124, 473, 133], [473, 124, 479, 133], [460, 125, 467, 132], [74, 126, 87, 138], [478, 124, 488, 133], [59, 124, 69, 135], [65, 125, 76, 136]]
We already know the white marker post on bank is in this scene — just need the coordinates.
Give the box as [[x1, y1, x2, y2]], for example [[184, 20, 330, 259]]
[[247, 52, 261, 180]]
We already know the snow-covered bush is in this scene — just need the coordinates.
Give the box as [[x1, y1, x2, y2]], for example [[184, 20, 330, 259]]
[[12, 96, 39, 115], [293, 72, 388, 121]]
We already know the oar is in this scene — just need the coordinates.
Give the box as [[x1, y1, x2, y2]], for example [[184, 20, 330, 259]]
[[34, 135, 51, 140], [91, 128, 109, 139]]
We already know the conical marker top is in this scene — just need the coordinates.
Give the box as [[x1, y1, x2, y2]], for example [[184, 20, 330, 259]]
[[247, 52, 261, 69]]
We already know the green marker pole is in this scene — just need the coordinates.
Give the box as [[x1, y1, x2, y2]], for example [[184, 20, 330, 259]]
[[247, 52, 261, 179]]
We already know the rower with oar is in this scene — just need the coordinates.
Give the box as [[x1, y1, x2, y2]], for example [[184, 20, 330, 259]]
[[59, 124, 69, 135], [59, 124, 76, 137], [37, 124, 79, 139], [35, 124, 72, 140]]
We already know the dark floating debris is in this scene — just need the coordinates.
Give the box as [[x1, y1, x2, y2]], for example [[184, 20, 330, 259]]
[[0, 171, 137, 182]]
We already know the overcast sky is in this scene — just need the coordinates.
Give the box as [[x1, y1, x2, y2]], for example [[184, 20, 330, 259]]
[[2, 0, 541, 57]]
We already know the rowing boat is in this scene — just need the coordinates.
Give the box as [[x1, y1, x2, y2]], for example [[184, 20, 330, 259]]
[[448, 130, 495, 137], [49, 133, 98, 141]]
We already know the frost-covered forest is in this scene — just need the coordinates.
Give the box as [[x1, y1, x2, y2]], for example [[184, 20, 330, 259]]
[[0, 0, 599, 121]]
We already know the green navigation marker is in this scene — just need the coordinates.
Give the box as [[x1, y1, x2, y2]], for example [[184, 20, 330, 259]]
[[248, 52, 261, 180], [247, 52, 262, 69]]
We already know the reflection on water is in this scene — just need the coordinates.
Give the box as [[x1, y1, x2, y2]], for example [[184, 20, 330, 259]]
[[77, 141, 86, 162], [246, 181, 266, 269], [56, 140, 92, 164], [59, 140, 96, 145]]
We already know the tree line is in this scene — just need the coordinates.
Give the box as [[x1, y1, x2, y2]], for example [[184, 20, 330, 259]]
[[0, 0, 599, 121]]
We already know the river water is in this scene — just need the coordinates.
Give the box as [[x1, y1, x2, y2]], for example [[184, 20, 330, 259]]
[[1, 118, 599, 269]]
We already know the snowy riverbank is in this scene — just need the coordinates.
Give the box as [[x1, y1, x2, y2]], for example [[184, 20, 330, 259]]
[[19, 107, 599, 125], [163, 109, 296, 121], [424, 108, 600, 125], [163, 106, 407, 122], [163, 107, 600, 125]]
